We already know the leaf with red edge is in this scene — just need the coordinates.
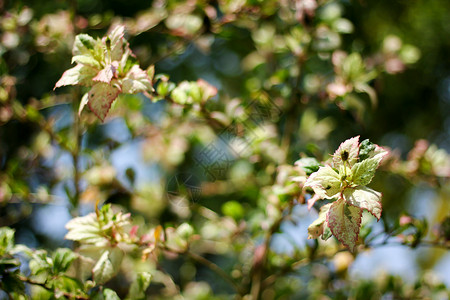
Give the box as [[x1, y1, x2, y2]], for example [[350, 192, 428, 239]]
[[333, 135, 360, 167], [87, 82, 120, 121], [344, 186, 382, 220], [54, 65, 97, 89], [93, 62, 118, 84], [121, 65, 153, 94], [327, 198, 362, 251], [109, 25, 125, 61], [307, 203, 332, 239], [304, 165, 341, 199]]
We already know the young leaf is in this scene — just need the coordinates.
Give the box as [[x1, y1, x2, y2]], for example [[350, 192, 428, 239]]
[[92, 251, 114, 285], [126, 272, 152, 300], [54, 65, 98, 89], [71, 55, 101, 68], [0, 227, 15, 256], [79, 93, 89, 116], [52, 248, 77, 274], [295, 157, 321, 175], [307, 203, 332, 239], [65, 213, 107, 246], [358, 139, 376, 161], [350, 157, 379, 186], [73, 34, 96, 56], [327, 198, 362, 251], [93, 63, 118, 84], [121, 65, 153, 94], [344, 186, 382, 220], [109, 25, 125, 61], [304, 165, 341, 199], [332, 135, 360, 167], [87, 82, 120, 121]]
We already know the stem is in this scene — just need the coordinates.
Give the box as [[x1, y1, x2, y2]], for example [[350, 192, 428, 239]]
[[71, 92, 82, 210], [18, 275, 89, 300]]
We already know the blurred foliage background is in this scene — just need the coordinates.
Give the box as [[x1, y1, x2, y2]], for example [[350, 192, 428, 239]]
[[0, 0, 449, 299]]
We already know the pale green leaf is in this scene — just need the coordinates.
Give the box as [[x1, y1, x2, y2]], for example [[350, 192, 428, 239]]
[[73, 34, 96, 56], [304, 165, 341, 199], [93, 63, 118, 84], [72, 55, 101, 68], [332, 135, 360, 167], [109, 25, 125, 61], [122, 65, 153, 94], [327, 198, 362, 251], [79, 93, 89, 116], [344, 186, 382, 220], [65, 213, 107, 246], [52, 248, 77, 274], [307, 203, 332, 239], [93, 251, 114, 285], [29, 250, 52, 276], [103, 289, 120, 300], [87, 82, 120, 121], [126, 272, 152, 300], [0, 227, 15, 256], [54, 65, 97, 89], [350, 157, 379, 186]]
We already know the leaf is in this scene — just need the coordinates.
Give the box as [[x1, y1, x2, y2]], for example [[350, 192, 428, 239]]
[[304, 165, 341, 199], [72, 55, 101, 68], [126, 272, 152, 300], [109, 25, 125, 61], [93, 63, 118, 84], [332, 135, 360, 167], [358, 139, 376, 161], [54, 65, 98, 89], [103, 289, 121, 300], [92, 251, 114, 285], [122, 65, 153, 94], [79, 93, 89, 116], [307, 203, 332, 239], [73, 34, 96, 56], [344, 186, 382, 220], [327, 198, 362, 251], [65, 213, 107, 246], [29, 250, 52, 276], [350, 157, 379, 186], [87, 82, 120, 121], [295, 157, 322, 175], [0, 227, 15, 256], [52, 248, 77, 274]]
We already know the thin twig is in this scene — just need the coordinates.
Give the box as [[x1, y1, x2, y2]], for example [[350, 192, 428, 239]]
[[18, 275, 89, 300]]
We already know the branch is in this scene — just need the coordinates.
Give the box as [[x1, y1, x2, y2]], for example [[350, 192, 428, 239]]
[[18, 275, 89, 300]]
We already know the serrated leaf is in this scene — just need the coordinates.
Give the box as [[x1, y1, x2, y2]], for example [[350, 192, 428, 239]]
[[54, 65, 98, 89], [126, 272, 152, 300], [344, 186, 382, 220], [351, 157, 379, 186], [73, 34, 96, 56], [52, 248, 77, 274], [72, 55, 101, 68], [109, 26, 125, 61], [307, 203, 332, 239], [87, 82, 120, 121], [327, 198, 362, 252], [304, 165, 341, 199], [93, 251, 114, 285], [93, 63, 118, 84], [332, 135, 360, 167], [65, 213, 107, 246], [29, 250, 52, 276], [122, 65, 153, 94]]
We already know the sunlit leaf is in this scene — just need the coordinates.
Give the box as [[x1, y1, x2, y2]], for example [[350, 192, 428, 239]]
[[54, 65, 97, 89], [344, 186, 382, 220], [92, 251, 114, 285], [307, 203, 332, 239], [327, 198, 362, 251], [122, 65, 153, 94], [304, 165, 341, 199], [87, 82, 120, 121], [126, 272, 152, 300], [332, 135, 360, 167]]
